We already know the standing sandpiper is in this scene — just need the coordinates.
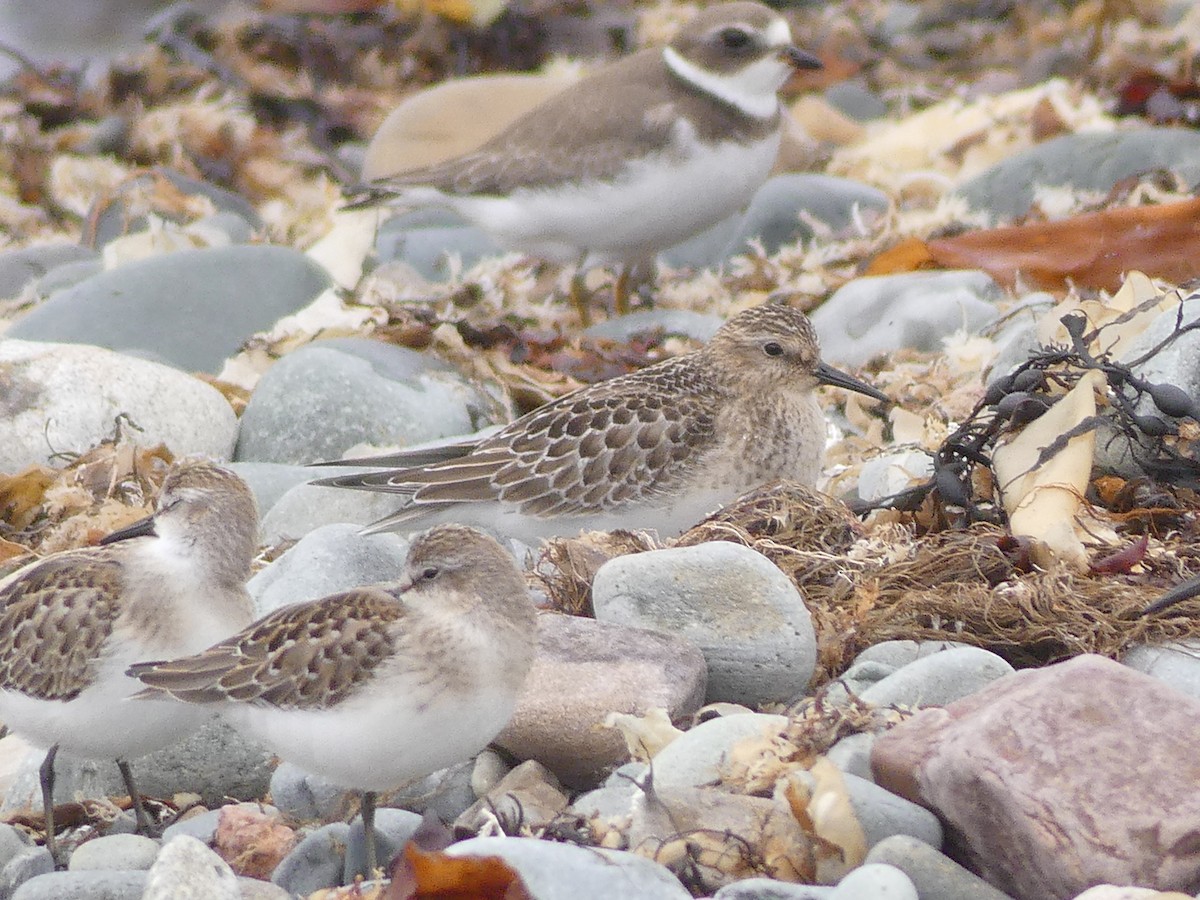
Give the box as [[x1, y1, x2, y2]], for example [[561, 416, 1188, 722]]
[[314, 303, 888, 542], [0, 460, 258, 862], [351, 1, 820, 319], [127, 524, 537, 877]]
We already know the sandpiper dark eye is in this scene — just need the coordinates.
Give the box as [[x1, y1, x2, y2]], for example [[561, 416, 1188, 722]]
[[421, 566, 439, 581], [719, 27, 752, 50], [763, 341, 784, 357]]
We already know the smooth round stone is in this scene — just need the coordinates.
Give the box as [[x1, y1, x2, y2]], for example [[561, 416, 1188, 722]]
[[810, 270, 1002, 368], [225, 462, 315, 520], [86, 168, 262, 249], [161, 808, 223, 845], [7, 245, 331, 374], [865, 835, 1016, 900], [445, 836, 692, 899], [592, 542, 816, 706], [985, 292, 1057, 379], [374, 213, 505, 282], [825, 732, 877, 781], [12, 870, 147, 900], [713, 877, 832, 898], [271, 823, 351, 895], [1116, 298, 1200, 417], [1122, 641, 1200, 701], [857, 452, 935, 503], [344, 808, 423, 882], [858, 646, 1015, 708], [142, 835, 238, 900], [248, 523, 410, 615], [841, 773, 943, 850], [0, 846, 53, 898], [4, 719, 272, 813], [853, 640, 972, 671], [956, 129, 1200, 221], [652, 713, 788, 791], [258, 481, 402, 544], [234, 338, 493, 465], [68, 834, 160, 871], [496, 614, 707, 789], [0, 244, 96, 299], [0, 340, 237, 472], [824, 80, 888, 121], [28, 258, 104, 298], [0, 824, 29, 869], [722, 174, 890, 259], [583, 310, 724, 344], [829, 864, 918, 899]]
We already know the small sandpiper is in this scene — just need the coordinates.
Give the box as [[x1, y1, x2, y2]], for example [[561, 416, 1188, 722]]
[[314, 303, 888, 543], [0, 460, 258, 862], [350, 1, 821, 319], [127, 524, 537, 877]]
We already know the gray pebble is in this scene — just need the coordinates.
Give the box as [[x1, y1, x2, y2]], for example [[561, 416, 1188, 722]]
[[714, 877, 833, 898], [0, 846, 54, 899], [67, 834, 160, 871], [811, 270, 1002, 368], [258, 483, 402, 545], [0, 244, 96, 299], [592, 542, 816, 706], [825, 732, 877, 781], [161, 808, 224, 845], [858, 646, 1014, 708], [142, 835, 238, 900], [271, 823, 350, 896], [235, 338, 493, 466], [1122, 641, 1200, 701], [249, 523, 411, 615], [652, 713, 788, 790], [583, 310, 723, 344], [344, 808, 423, 882], [12, 870, 146, 900], [225, 462, 316, 521], [829, 863, 918, 899], [865, 835, 1016, 900]]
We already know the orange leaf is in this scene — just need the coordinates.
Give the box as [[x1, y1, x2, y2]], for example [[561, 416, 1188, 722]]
[[864, 236, 939, 276], [386, 844, 531, 900], [924, 197, 1200, 290]]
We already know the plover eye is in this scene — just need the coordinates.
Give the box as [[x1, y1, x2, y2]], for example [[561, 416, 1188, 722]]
[[763, 341, 784, 357], [718, 27, 752, 50], [421, 566, 440, 581]]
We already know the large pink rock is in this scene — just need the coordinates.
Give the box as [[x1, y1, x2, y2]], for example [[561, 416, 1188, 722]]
[[871, 654, 1200, 899]]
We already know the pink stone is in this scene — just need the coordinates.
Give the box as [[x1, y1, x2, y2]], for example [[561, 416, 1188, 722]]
[[870, 654, 1200, 899]]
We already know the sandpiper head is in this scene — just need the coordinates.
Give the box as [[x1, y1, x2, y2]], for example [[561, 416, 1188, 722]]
[[707, 304, 888, 403], [665, 2, 821, 117], [401, 525, 528, 607], [103, 460, 259, 581]]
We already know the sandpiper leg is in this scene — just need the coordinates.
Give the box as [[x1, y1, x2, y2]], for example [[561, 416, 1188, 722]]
[[117, 760, 153, 835], [569, 271, 593, 326], [39, 745, 59, 865], [613, 266, 632, 316], [362, 790, 379, 876]]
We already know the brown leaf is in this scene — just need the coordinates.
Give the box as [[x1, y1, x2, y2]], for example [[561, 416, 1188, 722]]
[[0, 466, 57, 531]]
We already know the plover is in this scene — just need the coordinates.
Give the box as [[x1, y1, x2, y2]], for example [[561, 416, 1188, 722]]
[[0, 460, 257, 862], [127, 524, 536, 876], [351, 1, 820, 319], [314, 303, 888, 542]]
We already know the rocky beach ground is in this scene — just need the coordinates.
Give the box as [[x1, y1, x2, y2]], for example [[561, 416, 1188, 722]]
[[2, 0, 1200, 898]]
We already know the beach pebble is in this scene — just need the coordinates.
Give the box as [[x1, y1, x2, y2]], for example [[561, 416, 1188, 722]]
[[651, 713, 787, 790], [956, 128, 1200, 221], [592, 542, 815, 706], [234, 338, 493, 465], [712, 878, 832, 898], [870, 655, 1200, 898], [271, 823, 350, 896], [496, 614, 707, 788], [445, 835, 692, 899], [456, 760, 569, 835], [248, 523, 411, 615], [344, 808, 423, 883], [257, 481, 402, 544], [826, 732, 877, 781], [6, 245, 330, 373], [139, 835, 238, 900], [11, 870, 147, 900], [0, 341, 237, 472], [810, 270, 1002, 368], [375, 209, 505, 282], [0, 244, 97, 299], [67, 834, 160, 871], [837, 773, 942, 850], [1123, 641, 1200, 701], [834, 646, 1014, 708], [828, 864, 918, 899], [583, 310, 724, 344], [865, 835, 1015, 900], [225, 462, 315, 520], [0, 845, 54, 899]]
